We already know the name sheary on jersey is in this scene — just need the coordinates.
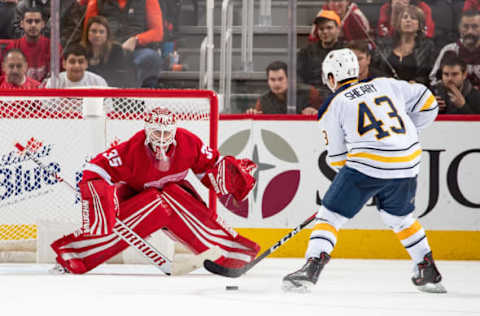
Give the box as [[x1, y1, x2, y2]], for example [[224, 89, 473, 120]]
[[344, 83, 377, 100]]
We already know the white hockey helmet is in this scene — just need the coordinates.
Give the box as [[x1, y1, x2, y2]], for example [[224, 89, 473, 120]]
[[144, 107, 177, 158], [322, 48, 359, 92]]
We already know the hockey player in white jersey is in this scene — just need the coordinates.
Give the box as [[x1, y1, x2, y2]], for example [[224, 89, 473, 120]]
[[282, 48, 446, 293]]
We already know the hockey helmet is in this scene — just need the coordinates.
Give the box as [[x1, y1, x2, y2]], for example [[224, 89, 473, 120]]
[[322, 48, 359, 92], [144, 107, 177, 158]]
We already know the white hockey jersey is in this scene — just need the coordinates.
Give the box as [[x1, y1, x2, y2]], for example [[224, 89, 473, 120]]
[[318, 77, 438, 179]]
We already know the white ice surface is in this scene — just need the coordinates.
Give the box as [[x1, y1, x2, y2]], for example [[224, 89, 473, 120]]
[[0, 258, 478, 316]]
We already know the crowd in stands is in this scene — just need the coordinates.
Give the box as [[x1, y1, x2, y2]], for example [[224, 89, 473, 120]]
[[0, 0, 168, 89], [291, 0, 480, 115], [0, 0, 479, 114]]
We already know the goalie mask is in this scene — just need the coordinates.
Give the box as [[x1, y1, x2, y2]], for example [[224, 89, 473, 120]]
[[145, 107, 177, 161], [322, 48, 359, 92]]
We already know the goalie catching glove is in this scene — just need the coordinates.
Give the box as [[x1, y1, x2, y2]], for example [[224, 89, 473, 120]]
[[201, 156, 256, 201], [79, 179, 119, 236]]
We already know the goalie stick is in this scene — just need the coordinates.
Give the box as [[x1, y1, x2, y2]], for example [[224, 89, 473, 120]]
[[204, 213, 316, 278], [14, 142, 175, 274]]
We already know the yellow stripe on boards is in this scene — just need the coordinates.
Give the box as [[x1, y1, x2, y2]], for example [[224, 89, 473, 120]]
[[235, 228, 480, 260], [348, 149, 422, 163], [313, 222, 338, 239], [420, 94, 435, 111], [396, 220, 422, 240]]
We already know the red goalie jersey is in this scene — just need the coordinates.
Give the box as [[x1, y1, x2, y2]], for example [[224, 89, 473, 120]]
[[82, 128, 219, 192], [51, 109, 259, 274]]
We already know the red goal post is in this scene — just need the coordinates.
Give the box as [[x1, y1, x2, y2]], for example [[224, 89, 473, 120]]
[[0, 88, 219, 262]]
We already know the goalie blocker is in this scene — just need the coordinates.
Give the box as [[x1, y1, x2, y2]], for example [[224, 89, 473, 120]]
[[51, 180, 260, 274]]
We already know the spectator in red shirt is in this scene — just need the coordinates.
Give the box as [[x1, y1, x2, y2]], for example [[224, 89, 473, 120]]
[[4, 7, 61, 82], [0, 48, 40, 89], [377, 0, 435, 38], [84, 0, 164, 87], [464, 0, 480, 11], [311, 0, 370, 42]]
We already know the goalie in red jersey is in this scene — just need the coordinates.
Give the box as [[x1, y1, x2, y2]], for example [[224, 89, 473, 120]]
[[51, 107, 260, 274]]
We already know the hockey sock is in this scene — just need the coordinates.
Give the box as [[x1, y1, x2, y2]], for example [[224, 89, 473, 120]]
[[395, 219, 431, 264]]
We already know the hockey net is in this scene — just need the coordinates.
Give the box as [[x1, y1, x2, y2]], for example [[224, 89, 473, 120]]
[[0, 89, 218, 263]]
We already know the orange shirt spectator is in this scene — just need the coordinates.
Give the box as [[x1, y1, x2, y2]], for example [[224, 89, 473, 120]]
[[84, 0, 164, 46]]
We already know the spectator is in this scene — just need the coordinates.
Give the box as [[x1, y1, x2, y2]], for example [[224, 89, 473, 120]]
[[429, 10, 480, 90], [346, 40, 387, 80], [44, 44, 108, 88], [464, 0, 480, 11], [433, 54, 480, 114], [377, 0, 435, 38], [84, 0, 164, 87], [246, 61, 322, 115], [312, 0, 370, 42], [0, 0, 18, 39], [4, 7, 61, 82], [0, 48, 40, 89], [13, 0, 84, 40], [298, 10, 344, 87], [81, 15, 134, 87], [14, 0, 50, 37], [375, 5, 436, 85]]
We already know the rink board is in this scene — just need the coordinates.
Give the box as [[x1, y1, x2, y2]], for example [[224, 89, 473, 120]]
[[1, 115, 478, 259], [216, 116, 480, 260]]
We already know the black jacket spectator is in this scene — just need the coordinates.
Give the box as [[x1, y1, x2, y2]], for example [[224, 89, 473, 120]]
[[375, 36, 436, 85], [0, 0, 17, 39], [433, 79, 480, 114]]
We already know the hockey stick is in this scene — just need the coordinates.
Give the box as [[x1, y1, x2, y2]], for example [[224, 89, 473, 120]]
[[204, 213, 317, 278], [14, 142, 173, 275]]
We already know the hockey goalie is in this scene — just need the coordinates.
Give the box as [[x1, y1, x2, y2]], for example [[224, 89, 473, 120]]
[[50, 107, 260, 275]]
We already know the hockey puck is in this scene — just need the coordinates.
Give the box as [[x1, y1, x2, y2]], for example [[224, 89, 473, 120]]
[[225, 285, 239, 291]]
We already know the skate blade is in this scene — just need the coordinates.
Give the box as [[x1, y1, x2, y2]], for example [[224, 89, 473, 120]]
[[49, 264, 69, 275], [281, 280, 313, 293], [416, 282, 447, 294]]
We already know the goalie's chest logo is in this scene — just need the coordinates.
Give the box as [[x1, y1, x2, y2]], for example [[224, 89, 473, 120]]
[[218, 129, 301, 220]]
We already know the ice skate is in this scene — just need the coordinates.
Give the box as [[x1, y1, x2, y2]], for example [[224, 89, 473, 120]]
[[411, 252, 447, 293], [49, 262, 70, 275], [282, 252, 330, 293]]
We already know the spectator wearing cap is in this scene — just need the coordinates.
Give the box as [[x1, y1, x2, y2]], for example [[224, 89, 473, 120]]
[[311, 0, 370, 42], [298, 10, 344, 88], [0, 48, 41, 89]]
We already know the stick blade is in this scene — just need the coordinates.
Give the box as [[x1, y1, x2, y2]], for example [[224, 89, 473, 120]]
[[203, 259, 247, 278]]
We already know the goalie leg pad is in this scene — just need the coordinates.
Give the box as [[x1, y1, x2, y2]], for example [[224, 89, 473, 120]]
[[160, 182, 260, 269], [51, 188, 170, 274]]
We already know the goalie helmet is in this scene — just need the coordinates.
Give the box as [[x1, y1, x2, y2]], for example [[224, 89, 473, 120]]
[[322, 48, 359, 92], [144, 107, 177, 160]]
